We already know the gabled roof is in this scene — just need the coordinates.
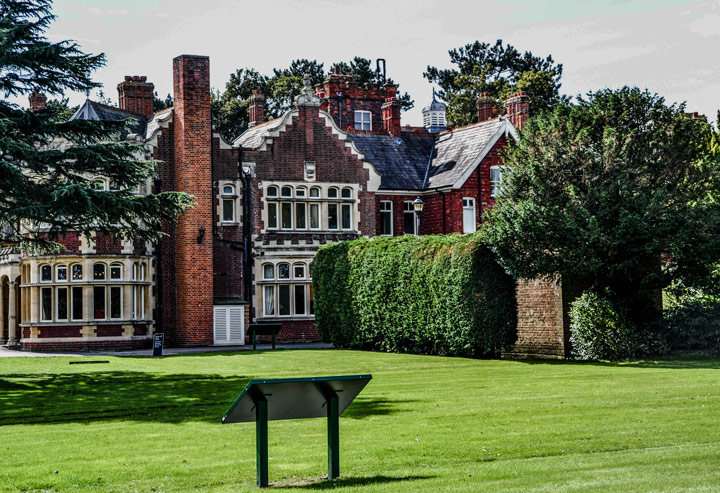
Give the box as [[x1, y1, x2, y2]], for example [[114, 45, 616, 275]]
[[145, 107, 173, 142], [233, 115, 287, 149], [70, 99, 148, 136], [426, 118, 515, 190], [347, 134, 434, 190]]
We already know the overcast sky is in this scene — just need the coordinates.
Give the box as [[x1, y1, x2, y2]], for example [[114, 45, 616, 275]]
[[40, 0, 720, 126]]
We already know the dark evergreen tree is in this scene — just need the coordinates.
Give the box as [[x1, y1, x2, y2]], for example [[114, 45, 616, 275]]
[[0, 0, 193, 253], [424, 40, 567, 127], [483, 87, 720, 322]]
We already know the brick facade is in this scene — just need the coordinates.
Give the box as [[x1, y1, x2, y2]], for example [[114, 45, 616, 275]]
[[8, 54, 585, 358]]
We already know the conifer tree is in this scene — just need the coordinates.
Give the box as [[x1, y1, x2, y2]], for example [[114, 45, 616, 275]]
[[0, 0, 193, 252]]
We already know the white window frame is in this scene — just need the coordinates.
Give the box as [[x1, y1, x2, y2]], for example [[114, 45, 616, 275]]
[[354, 110, 372, 131], [56, 286, 68, 321], [490, 165, 504, 198], [403, 201, 416, 235], [110, 263, 122, 280], [220, 184, 237, 223], [40, 287, 53, 321], [109, 285, 123, 320], [56, 264, 67, 282], [380, 200, 393, 236], [40, 264, 52, 283]]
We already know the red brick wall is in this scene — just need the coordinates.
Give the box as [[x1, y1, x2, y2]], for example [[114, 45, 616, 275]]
[[95, 233, 122, 254], [154, 110, 177, 342], [316, 74, 398, 135], [94, 325, 124, 337], [246, 110, 374, 238], [117, 76, 154, 118], [212, 138, 244, 301], [172, 55, 214, 346], [38, 326, 82, 338]]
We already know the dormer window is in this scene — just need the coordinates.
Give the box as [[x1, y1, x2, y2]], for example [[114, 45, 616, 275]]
[[354, 110, 371, 131]]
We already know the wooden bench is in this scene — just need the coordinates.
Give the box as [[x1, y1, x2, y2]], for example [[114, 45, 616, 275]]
[[249, 323, 282, 350]]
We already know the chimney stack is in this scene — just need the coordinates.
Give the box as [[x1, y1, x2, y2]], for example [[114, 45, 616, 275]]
[[505, 91, 530, 130], [172, 54, 213, 346], [29, 90, 47, 112], [382, 97, 401, 137], [117, 75, 155, 117], [248, 90, 265, 127], [477, 92, 493, 122]]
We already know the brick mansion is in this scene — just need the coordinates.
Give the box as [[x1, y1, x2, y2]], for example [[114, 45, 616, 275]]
[[0, 54, 535, 352]]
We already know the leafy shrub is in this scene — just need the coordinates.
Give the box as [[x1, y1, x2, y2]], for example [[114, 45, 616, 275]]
[[657, 300, 720, 352], [312, 234, 516, 358], [569, 291, 665, 360]]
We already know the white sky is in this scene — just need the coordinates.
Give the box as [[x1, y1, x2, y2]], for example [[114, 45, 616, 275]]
[[37, 0, 720, 126]]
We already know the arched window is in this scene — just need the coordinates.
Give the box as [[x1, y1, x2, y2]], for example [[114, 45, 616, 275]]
[[278, 263, 290, 279], [221, 184, 236, 222], [110, 263, 122, 280], [56, 264, 67, 281], [263, 264, 274, 280], [281, 186, 293, 198], [93, 263, 106, 281], [267, 185, 278, 197], [71, 264, 83, 281], [140, 263, 146, 281], [132, 262, 138, 281], [309, 187, 320, 198], [341, 187, 352, 199], [40, 264, 51, 282], [296, 187, 307, 198], [293, 263, 306, 279], [327, 187, 338, 198]]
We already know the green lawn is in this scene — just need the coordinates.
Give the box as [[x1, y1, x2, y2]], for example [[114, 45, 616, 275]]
[[1, 350, 719, 492]]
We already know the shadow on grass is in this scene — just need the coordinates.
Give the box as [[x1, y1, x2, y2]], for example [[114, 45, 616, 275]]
[[0, 371, 249, 426], [509, 355, 720, 370], [273, 475, 434, 489], [0, 372, 403, 426], [343, 397, 417, 419]]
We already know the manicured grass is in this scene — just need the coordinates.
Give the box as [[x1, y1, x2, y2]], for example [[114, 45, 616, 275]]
[[1, 350, 719, 491]]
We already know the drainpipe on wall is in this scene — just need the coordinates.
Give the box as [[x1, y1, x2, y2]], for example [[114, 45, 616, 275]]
[[238, 145, 253, 323]]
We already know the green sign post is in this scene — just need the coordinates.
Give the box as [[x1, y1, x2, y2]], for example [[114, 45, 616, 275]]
[[222, 375, 372, 487]]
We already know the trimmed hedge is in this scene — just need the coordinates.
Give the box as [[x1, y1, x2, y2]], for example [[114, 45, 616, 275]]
[[312, 234, 517, 357]]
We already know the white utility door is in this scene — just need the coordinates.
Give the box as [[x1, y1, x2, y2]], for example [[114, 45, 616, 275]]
[[213, 306, 245, 345], [463, 198, 476, 233]]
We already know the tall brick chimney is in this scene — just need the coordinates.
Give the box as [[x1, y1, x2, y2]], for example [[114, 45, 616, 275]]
[[382, 97, 401, 137], [172, 55, 214, 346], [248, 90, 265, 127], [477, 92, 493, 122], [506, 91, 530, 130], [117, 75, 154, 117], [29, 90, 47, 112]]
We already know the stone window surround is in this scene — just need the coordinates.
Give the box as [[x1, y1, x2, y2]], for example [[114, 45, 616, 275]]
[[18, 256, 152, 327]]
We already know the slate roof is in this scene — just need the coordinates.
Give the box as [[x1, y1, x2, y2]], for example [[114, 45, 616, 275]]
[[70, 99, 148, 137], [425, 119, 505, 189], [232, 108, 514, 192], [347, 134, 434, 190], [233, 115, 288, 149]]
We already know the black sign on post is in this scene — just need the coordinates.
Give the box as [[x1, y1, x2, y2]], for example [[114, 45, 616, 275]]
[[152, 333, 164, 357]]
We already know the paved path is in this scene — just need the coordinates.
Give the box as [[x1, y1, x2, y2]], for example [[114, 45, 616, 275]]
[[0, 342, 333, 358]]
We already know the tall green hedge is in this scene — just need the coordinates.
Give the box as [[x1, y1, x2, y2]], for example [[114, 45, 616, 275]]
[[312, 234, 517, 357]]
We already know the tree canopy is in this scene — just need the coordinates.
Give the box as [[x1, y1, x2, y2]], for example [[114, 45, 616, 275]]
[[424, 40, 567, 127], [0, 0, 193, 253], [483, 87, 720, 317], [212, 57, 414, 142]]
